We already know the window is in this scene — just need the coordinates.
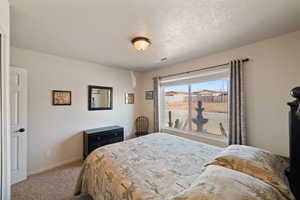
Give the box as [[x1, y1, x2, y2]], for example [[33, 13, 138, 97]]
[[161, 69, 229, 137]]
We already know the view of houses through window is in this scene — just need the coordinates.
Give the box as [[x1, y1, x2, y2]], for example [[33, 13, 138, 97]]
[[162, 78, 229, 136]]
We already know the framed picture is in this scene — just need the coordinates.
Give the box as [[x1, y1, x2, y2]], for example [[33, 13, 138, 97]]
[[125, 93, 134, 104], [52, 90, 72, 105], [145, 91, 154, 100]]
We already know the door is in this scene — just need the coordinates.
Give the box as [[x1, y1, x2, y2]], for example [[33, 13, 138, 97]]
[[10, 67, 27, 184]]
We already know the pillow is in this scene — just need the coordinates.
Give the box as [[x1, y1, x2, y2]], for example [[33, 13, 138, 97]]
[[171, 165, 294, 200], [205, 145, 291, 197]]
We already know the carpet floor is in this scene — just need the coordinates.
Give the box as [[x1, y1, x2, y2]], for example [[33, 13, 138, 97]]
[[12, 161, 92, 200]]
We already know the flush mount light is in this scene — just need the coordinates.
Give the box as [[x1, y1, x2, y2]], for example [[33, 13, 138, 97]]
[[131, 37, 151, 51]]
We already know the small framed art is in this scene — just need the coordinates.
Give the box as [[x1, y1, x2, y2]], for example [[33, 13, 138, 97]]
[[145, 91, 154, 100], [52, 90, 72, 105], [125, 93, 135, 104]]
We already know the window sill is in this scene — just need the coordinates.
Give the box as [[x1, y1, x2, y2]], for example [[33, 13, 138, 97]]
[[161, 127, 228, 147]]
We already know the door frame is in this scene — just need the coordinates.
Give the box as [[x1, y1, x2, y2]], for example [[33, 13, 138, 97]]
[[0, 24, 11, 200]]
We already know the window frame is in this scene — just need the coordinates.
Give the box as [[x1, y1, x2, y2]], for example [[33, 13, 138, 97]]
[[160, 68, 230, 143]]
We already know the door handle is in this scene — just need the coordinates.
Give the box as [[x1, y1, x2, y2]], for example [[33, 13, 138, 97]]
[[16, 128, 25, 133]]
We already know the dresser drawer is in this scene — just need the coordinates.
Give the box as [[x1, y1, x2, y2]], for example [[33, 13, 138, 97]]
[[88, 136, 123, 153], [109, 136, 123, 144], [88, 143, 100, 153], [88, 142, 106, 153], [88, 130, 123, 146]]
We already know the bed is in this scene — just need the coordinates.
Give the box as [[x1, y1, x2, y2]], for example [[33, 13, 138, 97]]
[[75, 133, 295, 200], [75, 133, 222, 199]]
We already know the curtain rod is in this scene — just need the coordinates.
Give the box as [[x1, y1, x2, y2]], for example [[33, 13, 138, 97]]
[[158, 58, 249, 79]]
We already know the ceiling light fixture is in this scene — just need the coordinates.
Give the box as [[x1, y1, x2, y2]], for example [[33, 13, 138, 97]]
[[131, 37, 151, 51]]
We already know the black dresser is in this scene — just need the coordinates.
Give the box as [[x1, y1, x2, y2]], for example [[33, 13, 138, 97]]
[[83, 126, 124, 158]]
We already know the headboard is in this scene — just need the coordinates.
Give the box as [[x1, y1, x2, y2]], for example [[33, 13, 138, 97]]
[[286, 87, 300, 199]]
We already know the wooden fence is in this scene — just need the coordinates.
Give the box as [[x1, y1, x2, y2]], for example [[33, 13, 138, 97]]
[[191, 94, 228, 103]]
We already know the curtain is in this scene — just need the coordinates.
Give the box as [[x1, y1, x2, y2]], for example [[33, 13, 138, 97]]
[[228, 60, 247, 145], [153, 77, 161, 132]]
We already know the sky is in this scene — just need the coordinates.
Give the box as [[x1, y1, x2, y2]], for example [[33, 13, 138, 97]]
[[164, 78, 229, 92]]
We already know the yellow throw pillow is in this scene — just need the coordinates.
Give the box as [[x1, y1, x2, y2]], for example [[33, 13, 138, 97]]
[[205, 145, 291, 198], [171, 165, 294, 200]]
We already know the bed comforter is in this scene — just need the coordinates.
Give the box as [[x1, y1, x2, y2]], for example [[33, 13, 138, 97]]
[[74, 133, 222, 200]]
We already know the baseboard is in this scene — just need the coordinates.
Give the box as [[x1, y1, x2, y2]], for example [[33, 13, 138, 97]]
[[28, 156, 82, 176]]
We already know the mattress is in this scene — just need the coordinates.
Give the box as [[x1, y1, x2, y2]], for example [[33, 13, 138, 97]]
[[75, 133, 222, 200]]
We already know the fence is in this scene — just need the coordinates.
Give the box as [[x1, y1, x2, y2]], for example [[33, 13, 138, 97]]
[[192, 94, 228, 103]]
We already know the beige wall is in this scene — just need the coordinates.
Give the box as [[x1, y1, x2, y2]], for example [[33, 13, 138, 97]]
[[139, 30, 300, 157], [9, 29, 300, 176], [11, 47, 142, 175]]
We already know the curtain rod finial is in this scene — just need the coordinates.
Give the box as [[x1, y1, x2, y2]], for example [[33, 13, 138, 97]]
[[291, 87, 300, 100]]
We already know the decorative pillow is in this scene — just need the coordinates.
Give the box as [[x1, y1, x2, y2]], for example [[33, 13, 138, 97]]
[[171, 165, 294, 200], [205, 145, 291, 198]]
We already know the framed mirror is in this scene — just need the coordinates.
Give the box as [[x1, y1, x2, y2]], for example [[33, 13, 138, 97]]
[[88, 85, 113, 110]]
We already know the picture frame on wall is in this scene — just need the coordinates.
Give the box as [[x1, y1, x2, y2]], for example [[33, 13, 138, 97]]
[[52, 90, 72, 105], [125, 93, 135, 104], [145, 91, 154, 100]]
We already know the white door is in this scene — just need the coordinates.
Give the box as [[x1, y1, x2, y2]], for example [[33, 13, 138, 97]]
[[10, 67, 27, 184]]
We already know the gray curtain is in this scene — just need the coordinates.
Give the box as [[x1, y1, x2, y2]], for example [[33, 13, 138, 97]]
[[228, 60, 246, 145], [153, 77, 161, 132]]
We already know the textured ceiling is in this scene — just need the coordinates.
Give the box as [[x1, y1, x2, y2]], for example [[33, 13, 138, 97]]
[[10, 0, 300, 71]]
